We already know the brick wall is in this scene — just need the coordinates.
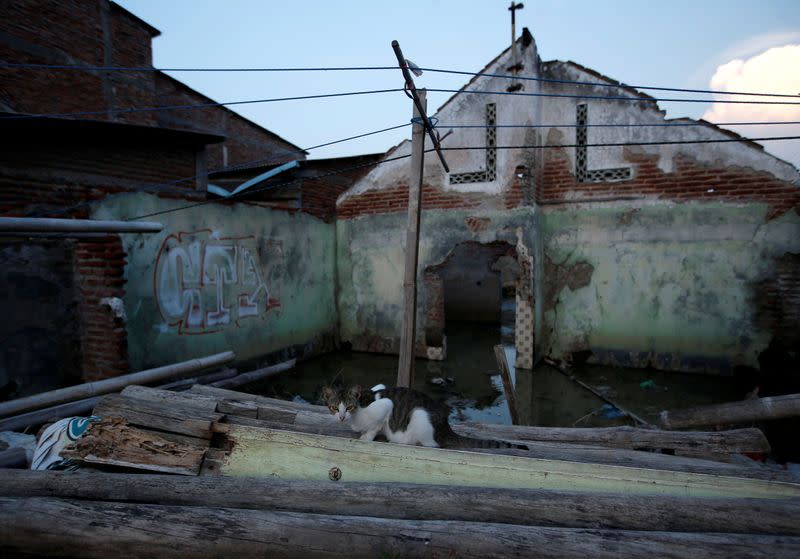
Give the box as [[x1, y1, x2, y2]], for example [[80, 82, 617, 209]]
[[154, 74, 304, 171], [0, 0, 157, 125], [75, 235, 129, 381], [540, 146, 800, 218]]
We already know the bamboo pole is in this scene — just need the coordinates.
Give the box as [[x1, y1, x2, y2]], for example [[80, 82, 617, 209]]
[[0, 351, 235, 418], [3, 470, 800, 535], [0, 217, 162, 233], [660, 393, 800, 430], [3, 496, 799, 558], [209, 359, 296, 388]]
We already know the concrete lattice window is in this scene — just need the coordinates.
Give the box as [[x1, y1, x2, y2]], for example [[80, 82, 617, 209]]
[[575, 103, 632, 183], [449, 103, 497, 184]]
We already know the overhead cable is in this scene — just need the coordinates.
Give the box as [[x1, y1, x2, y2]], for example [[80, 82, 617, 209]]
[[3, 61, 798, 99], [0, 88, 405, 120]]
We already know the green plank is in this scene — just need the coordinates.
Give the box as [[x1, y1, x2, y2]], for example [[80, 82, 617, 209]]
[[220, 426, 800, 499]]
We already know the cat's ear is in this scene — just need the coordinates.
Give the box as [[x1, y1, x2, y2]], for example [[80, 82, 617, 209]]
[[347, 385, 362, 399], [321, 386, 336, 401]]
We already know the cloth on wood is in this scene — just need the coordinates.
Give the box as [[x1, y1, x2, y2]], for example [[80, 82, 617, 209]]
[[31, 416, 100, 471]]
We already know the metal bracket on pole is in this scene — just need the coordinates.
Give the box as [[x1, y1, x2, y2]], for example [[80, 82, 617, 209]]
[[391, 40, 450, 173]]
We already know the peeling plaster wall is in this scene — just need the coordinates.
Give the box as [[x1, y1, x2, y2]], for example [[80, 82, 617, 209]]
[[336, 208, 540, 357], [338, 36, 542, 212], [541, 202, 800, 373], [93, 193, 337, 370]]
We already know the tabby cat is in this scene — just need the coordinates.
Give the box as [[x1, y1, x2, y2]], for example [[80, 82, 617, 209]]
[[322, 384, 526, 449]]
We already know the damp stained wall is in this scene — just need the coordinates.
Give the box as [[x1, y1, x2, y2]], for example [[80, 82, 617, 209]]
[[336, 208, 540, 357], [541, 201, 800, 373], [93, 193, 337, 371]]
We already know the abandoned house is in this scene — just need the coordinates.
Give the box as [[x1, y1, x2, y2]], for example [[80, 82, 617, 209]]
[[1, 0, 798, 404]]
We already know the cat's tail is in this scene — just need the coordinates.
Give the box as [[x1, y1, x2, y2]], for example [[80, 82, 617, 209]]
[[441, 430, 529, 451]]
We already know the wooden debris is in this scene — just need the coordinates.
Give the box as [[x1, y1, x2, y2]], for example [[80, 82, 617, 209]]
[[494, 344, 519, 424], [3, 496, 800, 559], [453, 423, 770, 456], [93, 393, 222, 440], [661, 393, 800, 430], [0, 351, 236, 418], [3, 470, 800, 536], [59, 418, 205, 475]]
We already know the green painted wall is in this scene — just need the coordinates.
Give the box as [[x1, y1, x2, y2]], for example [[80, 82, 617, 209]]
[[94, 194, 336, 370], [540, 202, 800, 372], [336, 208, 540, 354]]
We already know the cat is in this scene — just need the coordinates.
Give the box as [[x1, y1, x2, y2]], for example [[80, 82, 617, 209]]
[[321, 383, 527, 450]]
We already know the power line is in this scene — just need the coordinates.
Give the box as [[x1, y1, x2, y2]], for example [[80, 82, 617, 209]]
[[438, 121, 800, 129], [24, 122, 410, 218], [3, 61, 798, 100], [421, 67, 800, 100], [0, 88, 405, 120], [438, 135, 800, 150], [0, 62, 397, 73], [427, 88, 800, 106], [126, 152, 413, 222]]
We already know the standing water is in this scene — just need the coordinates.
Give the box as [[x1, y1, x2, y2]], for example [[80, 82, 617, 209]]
[[241, 321, 742, 429]]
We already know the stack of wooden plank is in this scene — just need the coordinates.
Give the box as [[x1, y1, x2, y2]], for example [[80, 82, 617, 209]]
[[1, 384, 799, 558]]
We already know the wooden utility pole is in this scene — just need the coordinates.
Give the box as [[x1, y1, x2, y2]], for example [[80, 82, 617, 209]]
[[391, 39, 448, 388], [396, 90, 427, 387]]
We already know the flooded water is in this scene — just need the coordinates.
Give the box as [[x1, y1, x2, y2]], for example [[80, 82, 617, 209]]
[[243, 320, 743, 428]]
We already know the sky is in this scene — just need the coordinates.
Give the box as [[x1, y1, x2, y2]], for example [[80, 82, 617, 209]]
[[115, 0, 800, 169]]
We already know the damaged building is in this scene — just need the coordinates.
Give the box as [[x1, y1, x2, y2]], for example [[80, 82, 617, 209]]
[[1, 1, 798, 405], [337, 29, 799, 377]]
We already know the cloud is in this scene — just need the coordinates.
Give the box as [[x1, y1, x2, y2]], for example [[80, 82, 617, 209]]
[[702, 44, 800, 170]]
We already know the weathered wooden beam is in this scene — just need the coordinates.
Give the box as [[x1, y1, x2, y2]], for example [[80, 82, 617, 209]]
[[188, 384, 770, 456], [661, 394, 800, 430], [220, 425, 800, 498], [3, 470, 800, 535], [0, 217, 163, 233], [92, 393, 222, 440], [2, 496, 799, 558], [453, 423, 770, 455], [0, 351, 235, 418], [494, 344, 519, 424]]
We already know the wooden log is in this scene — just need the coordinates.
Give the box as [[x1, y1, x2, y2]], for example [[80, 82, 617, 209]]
[[220, 425, 800, 498], [59, 418, 205, 475], [661, 394, 800, 430], [191, 384, 769, 456], [119, 386, 220, 413], [0, 447, 28, 468], [453, 423, 770, 455], [92, 393, 222, 440], [0, 351, 236, 418], [3, 470, 800, 535], [0, 217, 162, 233], [208, 359, 296, 389], [494, 344, 519, 424], [3, 496, 799, 559]]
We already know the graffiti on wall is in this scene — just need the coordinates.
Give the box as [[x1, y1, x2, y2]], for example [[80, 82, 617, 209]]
[[154, 230, 280, 334]]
